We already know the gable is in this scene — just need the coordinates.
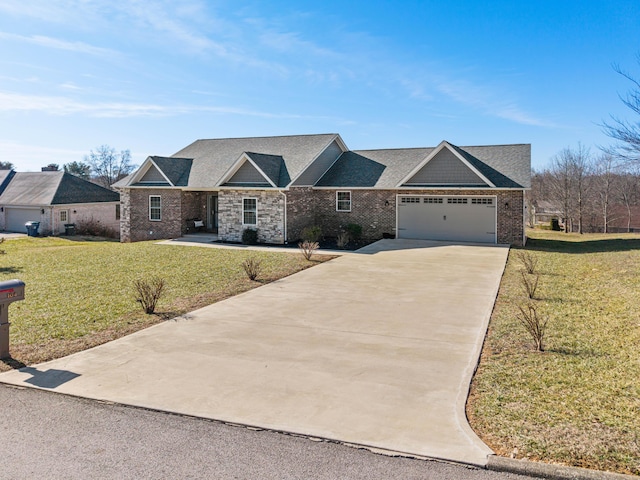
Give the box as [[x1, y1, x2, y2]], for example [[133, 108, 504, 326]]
[[139, 164, 167, 183], [292, 139, 344, 186], [224, 158, 272, 187], [404, 147, 488, 186]]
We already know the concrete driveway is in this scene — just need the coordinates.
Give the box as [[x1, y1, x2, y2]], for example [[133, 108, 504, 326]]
[[0, 239, 508, 466]]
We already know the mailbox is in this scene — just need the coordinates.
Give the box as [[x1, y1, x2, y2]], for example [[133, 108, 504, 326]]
[[0, 279, 25, 359]]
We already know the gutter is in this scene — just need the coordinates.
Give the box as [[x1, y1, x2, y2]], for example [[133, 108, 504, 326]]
[[279, 190, 287, 243]]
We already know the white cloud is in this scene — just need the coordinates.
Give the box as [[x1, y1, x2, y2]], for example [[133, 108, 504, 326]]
[[0, 91, 352, 122], [0, 32, 119, 57]]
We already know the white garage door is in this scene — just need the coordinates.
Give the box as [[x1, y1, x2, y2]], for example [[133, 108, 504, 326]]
[[397, 196, 496, 243], [5, 207, 41, 233]]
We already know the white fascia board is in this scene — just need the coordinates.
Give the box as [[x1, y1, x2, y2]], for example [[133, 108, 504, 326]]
[[312, 186, 525, 191], [395, 141, 496, 188], [288, 134, 344, 187], [246, 157, 277, 188], [127, 157, 174, 186], [216, 153, 276, 188]]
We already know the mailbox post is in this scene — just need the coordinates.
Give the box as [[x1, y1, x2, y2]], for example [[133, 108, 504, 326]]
[[0, 279, 25, 359]]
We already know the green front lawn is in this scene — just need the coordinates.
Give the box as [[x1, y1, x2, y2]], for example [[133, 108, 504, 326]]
[[0, 237, 326, 371], [468, 229, 640, 475]]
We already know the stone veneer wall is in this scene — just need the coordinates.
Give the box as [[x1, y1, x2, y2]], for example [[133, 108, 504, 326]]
[[285, 188, 525, 246], [120, 188, 183, 242], [218, 190, 285, 244]]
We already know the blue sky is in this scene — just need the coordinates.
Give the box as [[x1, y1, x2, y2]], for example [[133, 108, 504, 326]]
[[1, 0, 639, 172]]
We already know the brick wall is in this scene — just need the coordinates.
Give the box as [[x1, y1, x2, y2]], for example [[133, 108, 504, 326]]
[[218, 190, 285, 243], [181, 191, 207, 231], [120, 188, 183, 242], [286, 188, 396, 241], [285, 188, 525, 246]]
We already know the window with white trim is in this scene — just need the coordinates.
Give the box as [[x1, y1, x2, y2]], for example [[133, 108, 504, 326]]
[[243, 198, 257, 225], [149, 195, 161, 221], [336, 191, 351, 212], [116, 204, 121, 220], [59, 210, 68, 222]]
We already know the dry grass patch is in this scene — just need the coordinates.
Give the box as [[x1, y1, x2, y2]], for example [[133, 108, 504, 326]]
[[0, 237, 331, 372], [468, 229, 640, 475]]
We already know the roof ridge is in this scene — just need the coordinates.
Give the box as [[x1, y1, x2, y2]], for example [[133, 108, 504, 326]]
[[192, 133, 338, 142]]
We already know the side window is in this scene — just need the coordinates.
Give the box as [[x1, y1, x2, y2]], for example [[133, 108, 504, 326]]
[[336, 191, 351, 212], [59, 210, 68, 222], [243, 198, 257, 225], [149, 195, 161, 221], [116, 204, 121, 220]]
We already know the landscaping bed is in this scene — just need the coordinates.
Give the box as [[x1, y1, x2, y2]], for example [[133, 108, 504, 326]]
[[0, 237, 329, 372], [468, 229, 640, 475]]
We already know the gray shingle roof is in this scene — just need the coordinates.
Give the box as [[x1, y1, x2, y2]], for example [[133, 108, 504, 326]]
[[316, 148, 432, 188], [172, 134, 338, 189], [151, 156, 192, 186], [0, 172, 119, 206], [317, 143, 530, 189], [244, 152, 291, 187]]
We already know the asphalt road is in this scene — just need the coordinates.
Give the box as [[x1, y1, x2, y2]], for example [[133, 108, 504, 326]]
[[0, 384, 531, 480]]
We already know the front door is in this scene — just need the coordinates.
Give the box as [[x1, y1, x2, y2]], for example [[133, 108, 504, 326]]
[[207, 195, 218, 232]]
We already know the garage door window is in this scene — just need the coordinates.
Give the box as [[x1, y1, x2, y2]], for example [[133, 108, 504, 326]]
[[400, 197, 421, 204], [471, 198, 493, 205], [423, 197, 443, 204], [447, 198, 468, 204], [336, 191, 351, 212]]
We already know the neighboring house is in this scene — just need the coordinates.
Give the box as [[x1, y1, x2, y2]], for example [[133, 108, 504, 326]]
[[530, 200, 563, 226], [114, 134, 531, 246], [0, 170, 120, 236]]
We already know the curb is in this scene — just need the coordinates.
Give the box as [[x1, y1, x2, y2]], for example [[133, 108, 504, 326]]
[[487, 455, 637, 480]]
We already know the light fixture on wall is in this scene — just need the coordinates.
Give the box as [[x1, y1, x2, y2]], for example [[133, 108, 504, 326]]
[[504, 201, 510, 209], [73, 210, 77, 214], [41, 208, 45, 214], [0, 207, 3, 212], [385, 200, 390, 206]]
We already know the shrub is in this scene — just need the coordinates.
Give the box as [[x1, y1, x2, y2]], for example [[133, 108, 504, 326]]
[[336, 231, 350, 249], [134, 276, 166, 314], [301, 225, 322, 243], [346, 223, 362, 242], [515, 250, 538, 275], [298, 240, 319, 261], [516, 302, 548, 352], [74, 218, 118, 239], [520, 271, 540, 299], [0, 237, 5, 255], [242, 228, 259, 245], [242, 257, 262, 281]]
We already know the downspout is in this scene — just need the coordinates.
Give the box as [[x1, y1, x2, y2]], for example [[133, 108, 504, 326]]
[[279, 190, 287, 244]]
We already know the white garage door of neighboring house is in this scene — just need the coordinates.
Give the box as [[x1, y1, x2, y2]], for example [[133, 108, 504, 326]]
[[397, 195, 496, 243], [5, 207, 41, 233]]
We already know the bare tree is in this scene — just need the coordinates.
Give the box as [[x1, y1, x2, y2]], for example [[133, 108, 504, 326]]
[[592, 154, 619, 233], [64, 161, 92, 180], [0, 161, 14, 170], [85, 145, 136, 190], [616, 168, 640, 232], [547, 145, 593, 233], [601, 55, 640, 162]]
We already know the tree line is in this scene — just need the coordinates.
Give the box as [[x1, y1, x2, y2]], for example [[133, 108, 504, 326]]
[[529, 148, 640, 233], [532, 56, 640, 233]]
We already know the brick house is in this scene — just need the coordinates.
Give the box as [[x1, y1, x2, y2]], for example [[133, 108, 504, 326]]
[[0, 170, 120, 236], [114, 134, 531, 246]]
